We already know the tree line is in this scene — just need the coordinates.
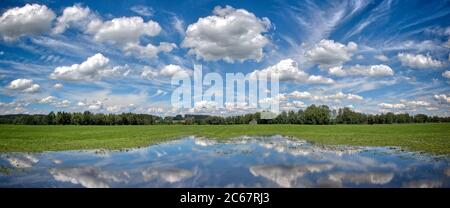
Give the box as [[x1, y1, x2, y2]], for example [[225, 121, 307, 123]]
[[0, 105, 449, 125], [0, 111, 160, 125]]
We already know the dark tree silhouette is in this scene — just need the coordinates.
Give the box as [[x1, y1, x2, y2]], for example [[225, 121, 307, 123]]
[[0, 105, 449, 125]]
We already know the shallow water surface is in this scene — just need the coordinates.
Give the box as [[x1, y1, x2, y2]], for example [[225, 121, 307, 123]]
[[0, 135, 449, 188]]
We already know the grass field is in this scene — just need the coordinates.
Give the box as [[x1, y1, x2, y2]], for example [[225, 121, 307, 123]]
[[0, 124, 449, 155]]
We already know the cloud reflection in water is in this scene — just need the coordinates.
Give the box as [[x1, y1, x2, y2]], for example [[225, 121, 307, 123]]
[[0, 136, 448, 188]]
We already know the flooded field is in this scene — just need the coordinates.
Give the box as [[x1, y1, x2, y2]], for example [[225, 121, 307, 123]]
[[0, 136, 448, 188]]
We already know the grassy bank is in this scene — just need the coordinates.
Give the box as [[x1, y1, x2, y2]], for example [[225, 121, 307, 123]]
[[0, 124, 449, 155]]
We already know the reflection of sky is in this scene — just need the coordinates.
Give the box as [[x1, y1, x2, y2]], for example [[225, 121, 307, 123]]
[[0, 136, 449, 188]]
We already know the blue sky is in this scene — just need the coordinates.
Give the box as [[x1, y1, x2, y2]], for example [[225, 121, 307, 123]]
[[0, 0, 449, 116]]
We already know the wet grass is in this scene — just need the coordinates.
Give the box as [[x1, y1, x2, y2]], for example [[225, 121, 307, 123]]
[[0, 124, 449, 155]]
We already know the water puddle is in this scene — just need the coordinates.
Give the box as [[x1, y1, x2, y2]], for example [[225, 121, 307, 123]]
[[0, 135, 448, 188]]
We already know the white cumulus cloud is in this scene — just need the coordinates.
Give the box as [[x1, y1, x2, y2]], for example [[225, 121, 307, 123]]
[[318, 92, 363, 102], [55, 99, 71, 108], [39, 96, 71, 108], [374, 54, 389, 62], [182, 5, 271, 63], [405, 100, 430, 107], [123, 42, 176, 58], [397, 53, 443, 69], [141, 65, 191, 79], [379, 100, 433, 111], [442, 70, 450, 79], [86, 16, 174, 58], [53, 4, 94, 34], [327, 92, 364, 101], [250, 59, 334, 84], [6, 78, 40, 93], [0, 4, 55, 41], [50, 53, 127, 81], [290, 91, 312, 99], [87, 16, 161, 44], [305, 39, 358, 68], [328, 64, 394, 77], [289, 91, 363, 102], [53, 83, 63, 89], [285, 101, 306, 108], [159, 64, 191, 77], [434, 94, 450, 104], [378, 103, 406, 109], [188, 101, 223, 113], [39, 96, 57, 104], [141, 67, 159, 79]]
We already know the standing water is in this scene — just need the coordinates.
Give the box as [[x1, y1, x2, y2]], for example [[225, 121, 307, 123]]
[[0, 135, 448, 188]]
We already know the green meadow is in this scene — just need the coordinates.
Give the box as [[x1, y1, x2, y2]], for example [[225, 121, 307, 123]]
[[0, 124, 449, 155]]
